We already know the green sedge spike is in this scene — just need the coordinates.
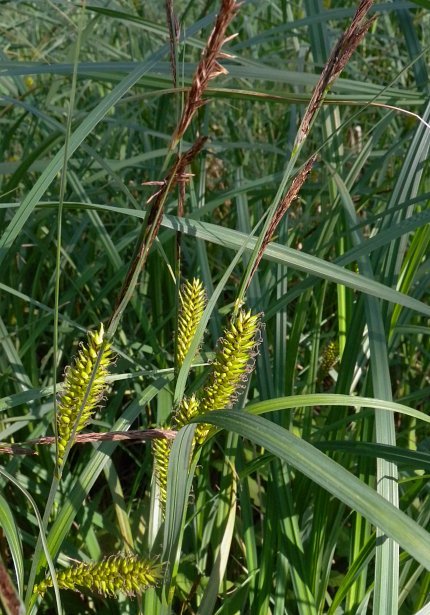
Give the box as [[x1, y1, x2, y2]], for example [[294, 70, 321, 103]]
[[153, 396, 199, 509], [152, 276, 204, 509], [152, 435, 172, 506], [176, 278, 206, 367], [201, 309, 260, 412], [153, 310, 260, 508], [57, 323, 112, 467], [319, 340, 339, 380], [174, 394, 200, 429], [33, 555, 162, 597], [196, 309, 260, 443]]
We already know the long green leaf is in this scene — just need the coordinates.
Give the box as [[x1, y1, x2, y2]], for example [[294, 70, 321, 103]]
[[246, 393, 430, 424], [193, 411, 430, 571], [0, 494, 24, 596], [160, 215, 430, 318]]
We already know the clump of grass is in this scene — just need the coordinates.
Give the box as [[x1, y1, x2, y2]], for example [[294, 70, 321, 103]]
[[3, 1, 429, 613]]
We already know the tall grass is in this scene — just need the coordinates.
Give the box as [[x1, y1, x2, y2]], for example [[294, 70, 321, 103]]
[[0, 1, 429, 614]]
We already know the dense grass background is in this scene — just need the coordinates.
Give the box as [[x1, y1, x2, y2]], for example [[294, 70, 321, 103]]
[[0, 0, 429, 613]]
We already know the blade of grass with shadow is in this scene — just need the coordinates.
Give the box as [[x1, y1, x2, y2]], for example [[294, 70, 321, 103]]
[[192, 410, 430, 571]]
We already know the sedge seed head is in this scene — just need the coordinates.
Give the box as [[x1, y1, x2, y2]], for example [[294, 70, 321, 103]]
[[200, 309, 260, 415], [33, 555, 163, 598], [319, 340, 339, 379], [56, 324, 112, 468], [152, 435, 172, 507], [176, 278, 206, 367], [154, 395, 200, 511], [174, 394, 200, 430]]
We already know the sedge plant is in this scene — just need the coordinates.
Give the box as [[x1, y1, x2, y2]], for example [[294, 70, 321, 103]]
[[2, 1, 430, 614], [36, 279, 261, 601]]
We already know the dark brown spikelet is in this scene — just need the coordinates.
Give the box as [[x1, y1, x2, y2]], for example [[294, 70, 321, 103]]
[[171, 0, 241, 147]]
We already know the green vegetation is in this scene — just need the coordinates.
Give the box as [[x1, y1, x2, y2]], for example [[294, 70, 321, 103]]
[[0, 1, 429, 614]]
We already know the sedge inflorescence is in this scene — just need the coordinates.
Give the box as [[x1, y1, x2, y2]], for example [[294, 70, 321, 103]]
[[153, 280, 206, 506], [201, 309, 260, 411], [153, 281, 260, 509], [176, 278, 206, 367], [193, 308, 260, 443], [57, 323, 112, 468], [319, 340, 339, 380], [174, 394, 200, 430], [34, 555, 162, 598], [152, 435, 172, 505]]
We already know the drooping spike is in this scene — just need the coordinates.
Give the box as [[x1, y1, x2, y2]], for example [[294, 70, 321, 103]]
[[34, 555, 162, 597]]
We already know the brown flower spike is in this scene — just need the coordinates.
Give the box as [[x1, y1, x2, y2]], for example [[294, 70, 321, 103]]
[[171, 0, 240, 148]]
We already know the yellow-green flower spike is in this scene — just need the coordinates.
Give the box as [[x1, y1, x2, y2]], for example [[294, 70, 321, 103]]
[[153, 397, 200, 510], [201, 310, 260, 412], [57, 323, 112, 468], [319, 340, 339, 379], [196, 309, 260, 443], [33, 555, 162, 597], [152, 435, 172, 506], [176, 278, 206, 367], [153, 309, 260, 509], [174, 394, 200, 429]]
